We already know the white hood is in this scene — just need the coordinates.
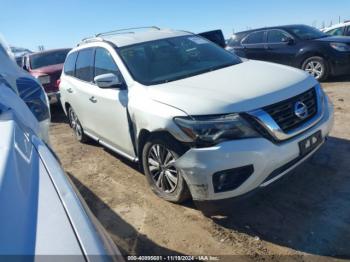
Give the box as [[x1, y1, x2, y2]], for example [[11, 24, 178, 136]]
[[148, 60, 317, 115]]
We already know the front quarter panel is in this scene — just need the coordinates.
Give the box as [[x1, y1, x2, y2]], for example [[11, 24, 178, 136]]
[[128, 86, 192, 143]]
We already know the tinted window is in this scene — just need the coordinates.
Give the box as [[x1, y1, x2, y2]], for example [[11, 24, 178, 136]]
[[243, 31, 265, 44], [119, 35, 241, 85], [267, 30, 289, 43], [64, 52, 78, 76], [94, 48, 120, 77], [287, 25, 327, 40], [30, 49, 70, 69], [345, 26, 350, 36], [75, 49, 94, 82], [327, 27, 344, 36]]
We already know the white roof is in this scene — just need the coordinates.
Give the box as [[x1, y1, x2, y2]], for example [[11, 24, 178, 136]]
[[323, 21, 350, 32], [82, 28, 192, 47]]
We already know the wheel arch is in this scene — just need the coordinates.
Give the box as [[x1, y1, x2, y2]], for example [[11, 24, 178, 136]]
[[136, 129, 190, 168], [64, 102, 71, 116], [298, 51, 329, 68]]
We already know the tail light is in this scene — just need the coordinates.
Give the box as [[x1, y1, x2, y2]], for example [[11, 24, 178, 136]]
[[56, 79, 61, 89]]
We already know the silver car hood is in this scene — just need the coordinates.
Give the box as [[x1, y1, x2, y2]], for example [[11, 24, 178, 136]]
[[148, 60, 317, 115], [0, 110, 83, 256]]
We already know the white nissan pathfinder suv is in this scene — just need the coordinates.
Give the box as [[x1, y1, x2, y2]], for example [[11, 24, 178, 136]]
[[59, 27, 334, 203]]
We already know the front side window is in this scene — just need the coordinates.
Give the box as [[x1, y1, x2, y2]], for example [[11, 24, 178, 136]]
[[64, 51, 78, 76], [94, 48, 120, 78], [30, 49, 70, 70], [267, 30, 289, 43], [119, 35, 241, 85], [75, 49, 94, 82], [326, 27, 344, 36]]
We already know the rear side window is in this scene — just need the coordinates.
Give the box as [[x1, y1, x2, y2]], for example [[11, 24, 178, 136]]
[[242, 31, 265, 44], [75, 49, 94, 82], [267, 30, 289, 43], [327, 27, 344, 36], [94, 48, 120, 77], [345, 26, 350, 36], [64, 52, 78, 76]]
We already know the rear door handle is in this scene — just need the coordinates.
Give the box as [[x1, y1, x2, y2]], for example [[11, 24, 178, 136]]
[[89, 96, 97, 103], [67, 88, 73, 93]]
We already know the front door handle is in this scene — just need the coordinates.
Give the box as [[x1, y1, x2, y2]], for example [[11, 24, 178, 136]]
[[89, 96, 97, 103], [67, 88, 73, 93]]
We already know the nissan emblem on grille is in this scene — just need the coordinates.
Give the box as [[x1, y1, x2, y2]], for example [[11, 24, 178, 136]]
[[294, 101, 308, 119]]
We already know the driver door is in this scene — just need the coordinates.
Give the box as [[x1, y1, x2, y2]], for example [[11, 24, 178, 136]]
[[88, 47, 135, 158]]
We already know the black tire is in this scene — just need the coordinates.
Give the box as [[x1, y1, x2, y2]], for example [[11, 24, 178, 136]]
[[301, 56, 329, 81], [68, 106, 89, 143], [142, 134, 191, 203]]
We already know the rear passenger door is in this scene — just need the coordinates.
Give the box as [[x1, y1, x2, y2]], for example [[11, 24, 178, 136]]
[[265, 29, 298, 66], [241, 31, 267, 60], [69, 48, 96, 133], [88, 47, 135, 158]]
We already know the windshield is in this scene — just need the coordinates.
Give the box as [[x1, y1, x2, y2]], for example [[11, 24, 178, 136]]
[[287, 25, 328, 40], [30, 49, 70, 69], [118, 35, 241, 85]]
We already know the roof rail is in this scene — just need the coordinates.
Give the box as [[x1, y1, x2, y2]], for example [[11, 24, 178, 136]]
[[77, 36, 104, 46], [95, 26, 160, 37], [78, 26, 161, 47]]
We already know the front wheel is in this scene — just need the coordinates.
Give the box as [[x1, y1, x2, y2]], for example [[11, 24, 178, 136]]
[[302, 56, 329, 81], [142, 135, 191, 203]]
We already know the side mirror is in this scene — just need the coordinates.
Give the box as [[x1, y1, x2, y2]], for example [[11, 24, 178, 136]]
[[282, 37, 294, 45], [94, 73, 123, 89], [22, 64, 28, 71]]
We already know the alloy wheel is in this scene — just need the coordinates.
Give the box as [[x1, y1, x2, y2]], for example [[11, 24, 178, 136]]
[[147, 144, 179, 193], [304, 61, 324, 79], [69, 109, 82, 139]]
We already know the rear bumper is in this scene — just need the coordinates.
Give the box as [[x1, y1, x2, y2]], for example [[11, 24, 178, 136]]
[[175, 99, 334, 201]]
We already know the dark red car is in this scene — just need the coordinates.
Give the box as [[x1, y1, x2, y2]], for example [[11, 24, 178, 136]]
[[23, 48, 71, 102]]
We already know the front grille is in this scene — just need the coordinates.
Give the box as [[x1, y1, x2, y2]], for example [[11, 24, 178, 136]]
[[264, 87, 318, 132]]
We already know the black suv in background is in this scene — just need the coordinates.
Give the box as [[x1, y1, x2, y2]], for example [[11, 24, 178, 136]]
[[227, 24, 350, 81]]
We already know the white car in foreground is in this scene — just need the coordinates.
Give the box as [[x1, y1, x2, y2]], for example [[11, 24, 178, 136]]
[[60, 27, 334, 203], [0, 38, 121, 260], [0, 36, 50, 143]]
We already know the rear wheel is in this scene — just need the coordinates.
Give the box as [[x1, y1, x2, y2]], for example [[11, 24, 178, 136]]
[[142, 135, 191, 203], [302, 56, 329, 81], [68, 107, 89, 143]]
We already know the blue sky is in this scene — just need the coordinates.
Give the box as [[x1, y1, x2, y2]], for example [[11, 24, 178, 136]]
[[1, 0, 349, 50]]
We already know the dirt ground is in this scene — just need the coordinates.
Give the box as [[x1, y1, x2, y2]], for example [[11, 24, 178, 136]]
[[50, 76, 350, 261]]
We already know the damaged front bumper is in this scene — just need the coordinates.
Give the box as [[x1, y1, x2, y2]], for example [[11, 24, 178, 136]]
[[175, 100, 334, 201]]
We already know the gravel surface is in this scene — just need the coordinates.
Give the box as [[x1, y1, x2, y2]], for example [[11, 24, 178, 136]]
[[50, 76, 350, 260]]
